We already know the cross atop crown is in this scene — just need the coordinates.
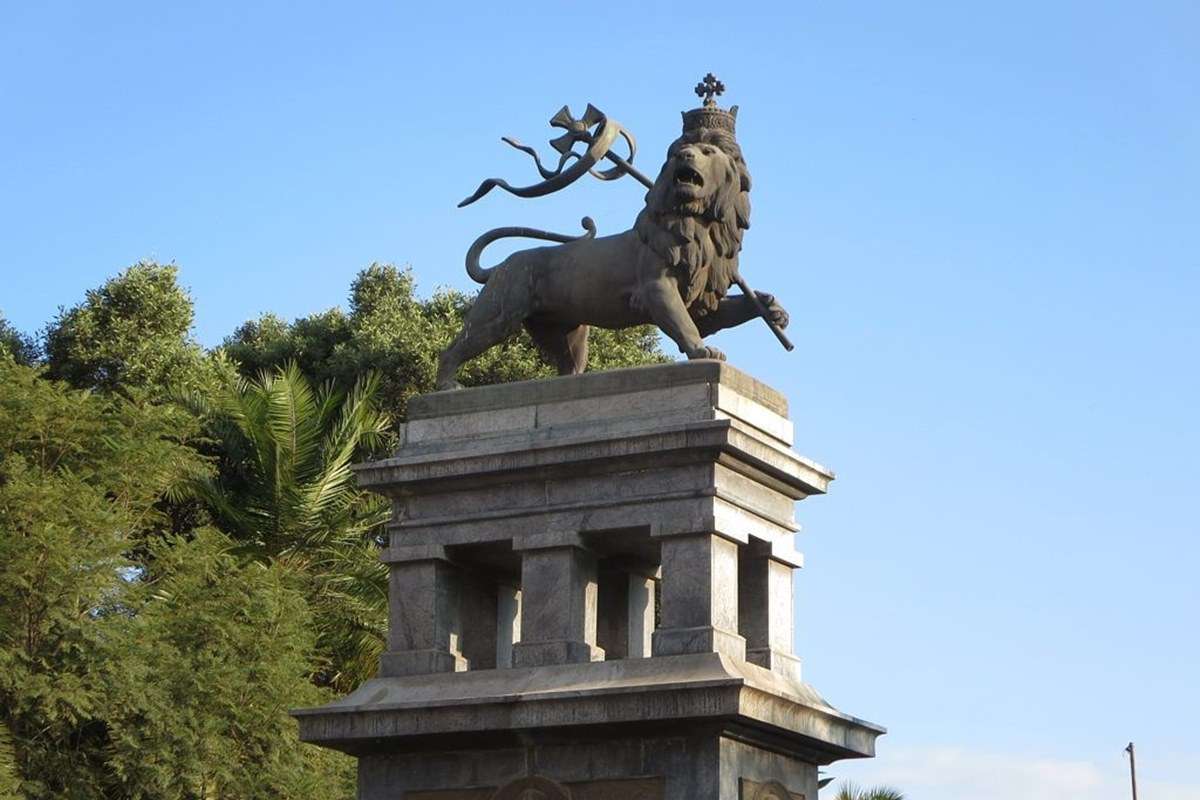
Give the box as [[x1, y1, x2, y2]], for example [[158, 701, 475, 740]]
[[683, 73, 736, 135], [694, 73, 725, 107]]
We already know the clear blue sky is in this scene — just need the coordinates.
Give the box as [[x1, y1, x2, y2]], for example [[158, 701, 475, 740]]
[[2, 2, 1197, 797]]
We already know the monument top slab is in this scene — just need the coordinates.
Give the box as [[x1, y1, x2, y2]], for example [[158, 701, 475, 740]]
[[357, 361, 833, 505], [409, 360, 788, 420]]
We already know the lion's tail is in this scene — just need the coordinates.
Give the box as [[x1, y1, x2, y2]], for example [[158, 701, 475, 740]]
[[466, 217, 597, 284]]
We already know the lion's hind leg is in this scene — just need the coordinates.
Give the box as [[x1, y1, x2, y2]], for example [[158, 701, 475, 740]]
[[435, 272, 533, 389], [525, 319, 589, 376]]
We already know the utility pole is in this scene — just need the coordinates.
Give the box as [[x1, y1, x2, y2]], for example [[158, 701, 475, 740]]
[[1124, 742, 1138, 800]]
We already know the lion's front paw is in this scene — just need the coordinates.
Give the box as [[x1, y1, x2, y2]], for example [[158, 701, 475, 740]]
[[686, 344, 726, 361], [755, 292, 790, 329]]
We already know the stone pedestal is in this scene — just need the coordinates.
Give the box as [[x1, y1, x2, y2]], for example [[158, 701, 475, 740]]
[[294, 361, 883, 800], [512, 539, 604, 667]]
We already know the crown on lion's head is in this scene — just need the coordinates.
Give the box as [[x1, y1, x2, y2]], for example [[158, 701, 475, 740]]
[[634, 124, 752, 318]]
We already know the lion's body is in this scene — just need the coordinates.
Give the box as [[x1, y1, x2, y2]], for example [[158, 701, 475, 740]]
[[517, 231, 651, 330], [436, 126, 787, 389]]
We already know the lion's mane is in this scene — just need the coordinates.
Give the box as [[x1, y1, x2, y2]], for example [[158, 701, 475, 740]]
[[633, 127, 752, 317]]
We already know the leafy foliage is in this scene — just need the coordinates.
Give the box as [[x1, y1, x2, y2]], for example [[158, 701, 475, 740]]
[[832, 781, 905, 800], [0, 359, 352, 798], [0, 315, 37, 366], [43, 262, 231, 397], [2, 257, 668, 797], [0, 719, 18, 800], [222, 264, 668, 421], [186, 363, 392, 691], [100, 530, 355, 799]]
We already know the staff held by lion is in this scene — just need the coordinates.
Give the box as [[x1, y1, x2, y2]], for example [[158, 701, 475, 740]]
[[437, 74, 791, 390]]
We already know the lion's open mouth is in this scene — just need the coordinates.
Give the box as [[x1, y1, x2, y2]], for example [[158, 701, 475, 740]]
[[673, 165, 704, 187]]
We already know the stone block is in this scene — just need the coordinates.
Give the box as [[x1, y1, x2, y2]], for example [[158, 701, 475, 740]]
[[653, 533, 745, 660], [597, 566, 657, 660], [653, 626, 747, 661], [387, 560, 462, 658], [738, 553, 794, 656], [512, 545, 603, 666], [496, 583, 520, 669], [380, 649, 466, 677], [745, 649, 803, 685], [512, 639, 604, 667]]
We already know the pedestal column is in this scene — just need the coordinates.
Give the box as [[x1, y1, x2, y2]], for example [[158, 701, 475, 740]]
[[512, 536, 604, 667], [598, 561, 658, 660], [380, 545, 467, 676], [652, 532, 746, 660], [739, 546, 803, 681], [626, 568, 657, 659]]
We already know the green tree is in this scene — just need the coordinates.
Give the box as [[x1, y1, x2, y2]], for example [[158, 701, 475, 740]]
[[0, 357, 200, 797], [223, 264, 668, 421], [0, 314, 37, 366], [187, 362, 392, 692], [43, 262, 229, 397], [3, 257, 669, 795], [0, 720, 20, 800], [101, 530, 355, 800], [0, 358, 352, 798], [831, 782, 905, 800]]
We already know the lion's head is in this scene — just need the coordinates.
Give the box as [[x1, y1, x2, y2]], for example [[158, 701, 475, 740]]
[[634, 126, 752, 317]]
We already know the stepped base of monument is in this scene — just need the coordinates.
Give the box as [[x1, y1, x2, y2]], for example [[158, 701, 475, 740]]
[[295, 652, 881, 799]]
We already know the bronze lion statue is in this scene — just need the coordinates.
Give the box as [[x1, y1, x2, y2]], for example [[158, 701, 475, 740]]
[[435, 121, 788, 390]]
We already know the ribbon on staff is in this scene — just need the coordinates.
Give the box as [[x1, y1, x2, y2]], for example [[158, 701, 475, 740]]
[[458, 104, 636, 207]]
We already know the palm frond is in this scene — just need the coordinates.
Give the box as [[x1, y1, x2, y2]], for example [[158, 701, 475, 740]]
[[832, 782, 905, 800], [195, 361, 394, 690], [265, 363, 320, 488]]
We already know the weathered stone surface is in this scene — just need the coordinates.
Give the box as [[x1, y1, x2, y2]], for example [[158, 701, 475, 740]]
[[459, 575, 501, 671], [495, 583, 520, 669], [512, 545, 603, 667], [383, 560, 466, 676], [653, 533, 745, 660], [295, 653, 881, 757], [740, 548, 801, 682], [412, 362, 789, 419], [490, 775, 572, 800], [378, 649, 465, 678], [596, 567, 630, 660], [596, 560, 659, 661], [407, 776, 664, 800], [294, 362, 882, 798], [738, 775, 806, 800]]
